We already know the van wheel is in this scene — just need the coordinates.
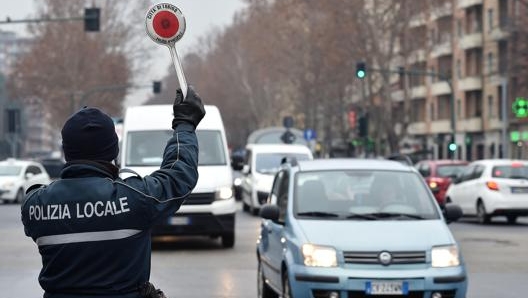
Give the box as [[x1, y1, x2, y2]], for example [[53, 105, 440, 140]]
[[507, 215, 518, 224], [15, 189, 24, 204], [221, 232, 235, 248], [476, 201, 491, 224]]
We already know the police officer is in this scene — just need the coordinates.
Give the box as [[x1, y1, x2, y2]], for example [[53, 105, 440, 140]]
[[21, 87, 205, 298]]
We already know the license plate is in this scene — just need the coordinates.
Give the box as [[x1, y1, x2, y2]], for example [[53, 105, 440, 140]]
[[365, 281, 408, 295], [169, 216, 189, 225], [511, 187, 528, 194]]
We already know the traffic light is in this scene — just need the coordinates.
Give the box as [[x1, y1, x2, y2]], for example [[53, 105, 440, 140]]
[[512, 97, 528, 118], [280, 130, 296, 144], [358, 114, 368, 137], [448, 143, 457, 152], [153, 81, 162, 94], [356, 62, 366, 79], [84, 8, 100, 32]]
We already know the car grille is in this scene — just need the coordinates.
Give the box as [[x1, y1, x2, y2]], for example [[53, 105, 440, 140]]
[[343, 251, 426, 265], [182, 192, 215, 205], [347, 291, 424, 298]]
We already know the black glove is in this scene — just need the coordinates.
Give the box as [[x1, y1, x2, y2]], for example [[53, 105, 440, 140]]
[[172, 86, 206, 129]]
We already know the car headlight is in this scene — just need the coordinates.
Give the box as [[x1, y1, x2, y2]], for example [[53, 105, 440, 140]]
[[233, 177, 242, 186], [302, 244, 337, 267], [431, 245, 460, 267], [2, 181, 15, 189], [215, 186, 233, 200]]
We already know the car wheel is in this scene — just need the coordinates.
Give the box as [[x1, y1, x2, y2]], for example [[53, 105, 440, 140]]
[[242, 201, 250, 212], [476, 201, 491, 224], [507, 215, 518, 224], [282, 270, 292, 298], [15, 189, 24, 204], [258, 260, 277, 298], [221, 232, 235, 248]]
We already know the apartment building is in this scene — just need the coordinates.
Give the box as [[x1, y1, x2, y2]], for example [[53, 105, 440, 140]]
[[394, 0, 527, 160]]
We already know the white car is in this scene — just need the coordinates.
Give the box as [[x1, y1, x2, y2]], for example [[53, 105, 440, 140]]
[[240, 143, 313, 215], [0, 159, 51, 204], [445, 159, 528, 224]]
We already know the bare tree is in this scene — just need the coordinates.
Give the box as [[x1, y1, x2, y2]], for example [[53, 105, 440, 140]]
[[7, 0, 151, 126]]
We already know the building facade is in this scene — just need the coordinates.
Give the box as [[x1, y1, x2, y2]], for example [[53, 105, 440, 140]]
[[392, 0, 528, 161]]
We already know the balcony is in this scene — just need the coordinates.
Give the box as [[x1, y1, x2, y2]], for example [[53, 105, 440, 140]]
[[411, 86, 427, 98], [430, 41, 452, 58], [488, 118, 503, 130], [489, 27, 509, 41], [431, 81, 451, 96], [410, 13, 426, 28], [392, 90, 404, 102], [409, 49, 427, 64], [431, 2, 453, 21], [457, 0, 483, 9], [408, 122, 427, 135], [458, 118, 483, 132], [459, 33, 482, 49], [458, 76, 482, 91], [431, 120, 452, 133]]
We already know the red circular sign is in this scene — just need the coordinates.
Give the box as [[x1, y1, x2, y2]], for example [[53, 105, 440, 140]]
[[153, 11, 179, 39]]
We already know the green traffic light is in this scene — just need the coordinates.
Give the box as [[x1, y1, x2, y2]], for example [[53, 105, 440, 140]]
[[448, 143, 457, 152], [356, 70, 365, 79], [513, 97, 528, 118]]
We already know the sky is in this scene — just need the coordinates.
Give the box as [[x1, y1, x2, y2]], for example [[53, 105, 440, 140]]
[[1, 0, 246, 107]]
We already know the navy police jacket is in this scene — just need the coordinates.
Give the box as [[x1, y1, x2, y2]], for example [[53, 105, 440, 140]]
[[21, 123, 199, 298]]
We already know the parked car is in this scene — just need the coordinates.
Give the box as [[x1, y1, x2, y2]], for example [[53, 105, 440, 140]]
[[415, 159, 468, 207], [257, 158, 466, 298], [0, 159, 51, 204], [240, 143, 313, 215], [446, 159, 528, 224], [38, 158, 65, 181]]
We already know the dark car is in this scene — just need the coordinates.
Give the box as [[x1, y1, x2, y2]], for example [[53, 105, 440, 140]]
[[38, 158, 65, 181], [415, 159, 468, 207]]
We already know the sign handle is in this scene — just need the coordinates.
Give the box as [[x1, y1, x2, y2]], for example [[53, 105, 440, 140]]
[[168, 44, 188, 99]]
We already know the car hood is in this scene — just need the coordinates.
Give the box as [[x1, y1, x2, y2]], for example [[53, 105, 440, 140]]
[[254, 173, 275, 192], [296, 219, 455, 251], [120, 165, 232, 193]]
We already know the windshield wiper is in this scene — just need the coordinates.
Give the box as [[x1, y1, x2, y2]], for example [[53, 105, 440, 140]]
[[364, 212, 425, 220], [296, 211, 339, 218], [346, 213, 378, 220]]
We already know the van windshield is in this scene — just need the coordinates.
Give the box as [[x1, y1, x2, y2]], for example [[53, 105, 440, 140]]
[[126, 130, 226, 166]]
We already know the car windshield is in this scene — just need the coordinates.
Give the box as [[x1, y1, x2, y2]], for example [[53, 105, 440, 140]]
[[492, 165, 528, 179], [255, 153, 311, 174], [0, 165, 22, 176], [436, 164, 467, 178], [126, 130, 226, 166], [294, 170, 440, 220]]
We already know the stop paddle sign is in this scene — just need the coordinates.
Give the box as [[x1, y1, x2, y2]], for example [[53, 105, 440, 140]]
[[145, 3, 188, 98]]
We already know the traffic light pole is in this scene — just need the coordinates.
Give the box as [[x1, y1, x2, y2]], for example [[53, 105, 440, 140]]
[[501, 78, 509, 158]]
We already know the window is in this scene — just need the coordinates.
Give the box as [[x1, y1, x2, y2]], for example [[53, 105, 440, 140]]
[[457, 19, 462, 37], [457, 98, 462, 119], [276, 171, 290, 223], [456, 59, 461, 78], [487, 52, 493, 74], [418, 163, 431, 177], [488, 8, 493, 31], [488, 95, 494, 118]]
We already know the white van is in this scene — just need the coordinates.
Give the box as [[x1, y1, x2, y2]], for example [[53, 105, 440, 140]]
[[119, 105, 237, 248], [240, 144, 313, 215]]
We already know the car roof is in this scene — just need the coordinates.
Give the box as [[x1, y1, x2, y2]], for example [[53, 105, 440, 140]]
[[471, 159, 528, 166], [418, 159, 469, 165], [0, 159, 38, 167], [295, 158, 414, 172], [245, 143, 312, 154]]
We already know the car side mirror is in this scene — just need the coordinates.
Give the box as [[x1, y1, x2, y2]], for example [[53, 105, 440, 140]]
[[443, 203, 463, 224], [259, 204, 280, 221], [242, 164, 250, 175], [25, 173, 34, 180]]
